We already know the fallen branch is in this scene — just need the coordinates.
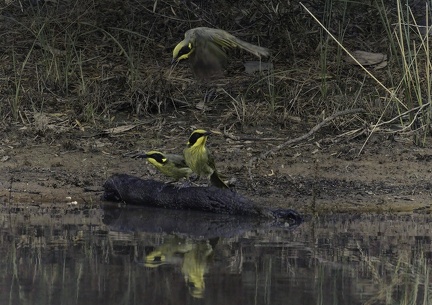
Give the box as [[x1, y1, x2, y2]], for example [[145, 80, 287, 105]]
[[372, 102, 430, 128], [248, 108, 365, 180]]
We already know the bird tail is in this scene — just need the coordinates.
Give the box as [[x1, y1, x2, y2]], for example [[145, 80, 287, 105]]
[[210, 28, 269, 58], [210, 172, 229, 189], [232, 37, 269, 58]]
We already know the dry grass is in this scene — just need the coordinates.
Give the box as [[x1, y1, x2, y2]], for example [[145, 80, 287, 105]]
[[0, 0, 431, 142]]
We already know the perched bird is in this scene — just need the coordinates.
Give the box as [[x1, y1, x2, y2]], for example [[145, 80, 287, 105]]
[[183, 129, 228, 189], [137, 151, 193, 182], [172, 27, 269, 78]]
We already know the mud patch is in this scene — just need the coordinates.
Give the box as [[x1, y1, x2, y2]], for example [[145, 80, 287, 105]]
[[1, 120, 431, 214]]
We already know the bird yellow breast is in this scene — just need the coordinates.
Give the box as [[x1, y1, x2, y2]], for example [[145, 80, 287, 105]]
[[184, 145, 213, 178]]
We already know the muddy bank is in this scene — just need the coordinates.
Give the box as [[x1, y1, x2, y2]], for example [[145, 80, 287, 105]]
[[1, 122, 431, 214]]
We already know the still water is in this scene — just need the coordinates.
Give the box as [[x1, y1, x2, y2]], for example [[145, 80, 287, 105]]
[[0, 204, 430, 305]]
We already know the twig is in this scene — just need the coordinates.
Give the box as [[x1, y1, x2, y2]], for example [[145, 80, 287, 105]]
[[223, 130, 287, 142], [247, 108, 365, 181], [358, 101, 431, 155], [372, 102, 431, 128]]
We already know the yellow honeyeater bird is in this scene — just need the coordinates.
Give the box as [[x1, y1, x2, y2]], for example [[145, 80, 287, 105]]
[[183, 129, 228, 189], [138, 151, 193, 182], [172, 27, 269, 78]]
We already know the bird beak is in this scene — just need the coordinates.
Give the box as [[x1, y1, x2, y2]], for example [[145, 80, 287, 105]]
[[204, 131, 213, 136], [135, 153, 147, 159], [171, 58, 178, 65]]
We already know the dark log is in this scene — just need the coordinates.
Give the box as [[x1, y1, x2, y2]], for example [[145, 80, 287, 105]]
[[102, 174, 302, 224]]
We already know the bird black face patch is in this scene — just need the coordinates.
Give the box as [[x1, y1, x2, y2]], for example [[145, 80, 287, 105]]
[[188, 132, 205, 146], [147, 153, 165, 164], [177, 44, 192, 58]]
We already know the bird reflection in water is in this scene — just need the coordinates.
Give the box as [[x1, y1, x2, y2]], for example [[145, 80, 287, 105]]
[[145, 236, 217, 298]]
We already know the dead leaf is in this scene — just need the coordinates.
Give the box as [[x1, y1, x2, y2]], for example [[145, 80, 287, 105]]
[[345, 50, 387, 67]]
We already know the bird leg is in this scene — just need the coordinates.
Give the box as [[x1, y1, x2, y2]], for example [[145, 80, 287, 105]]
[[204, 87, 216, 104]]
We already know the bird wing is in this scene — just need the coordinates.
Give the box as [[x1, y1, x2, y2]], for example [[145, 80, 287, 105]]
[[185, 27, 269, 78], [166, 153, 189, 168], [201, 28, 269, 58], [190, 30, 228, 78]]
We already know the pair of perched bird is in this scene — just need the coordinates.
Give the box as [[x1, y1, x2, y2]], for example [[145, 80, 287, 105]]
[[139, 129, 228, 189]]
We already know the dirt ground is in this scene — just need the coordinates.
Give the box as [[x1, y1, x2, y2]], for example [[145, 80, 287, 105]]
[[1, 112, 431, 215], [1, 1, 432, 215]]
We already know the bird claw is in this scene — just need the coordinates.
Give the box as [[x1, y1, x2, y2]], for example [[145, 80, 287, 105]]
[[176, 181, 192, 189]]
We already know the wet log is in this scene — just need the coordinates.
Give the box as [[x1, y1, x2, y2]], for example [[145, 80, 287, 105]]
[[102, 174, 302, 225]]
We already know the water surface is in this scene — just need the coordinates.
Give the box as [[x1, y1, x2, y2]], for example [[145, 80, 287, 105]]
[[0, 205, 430, 305]]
